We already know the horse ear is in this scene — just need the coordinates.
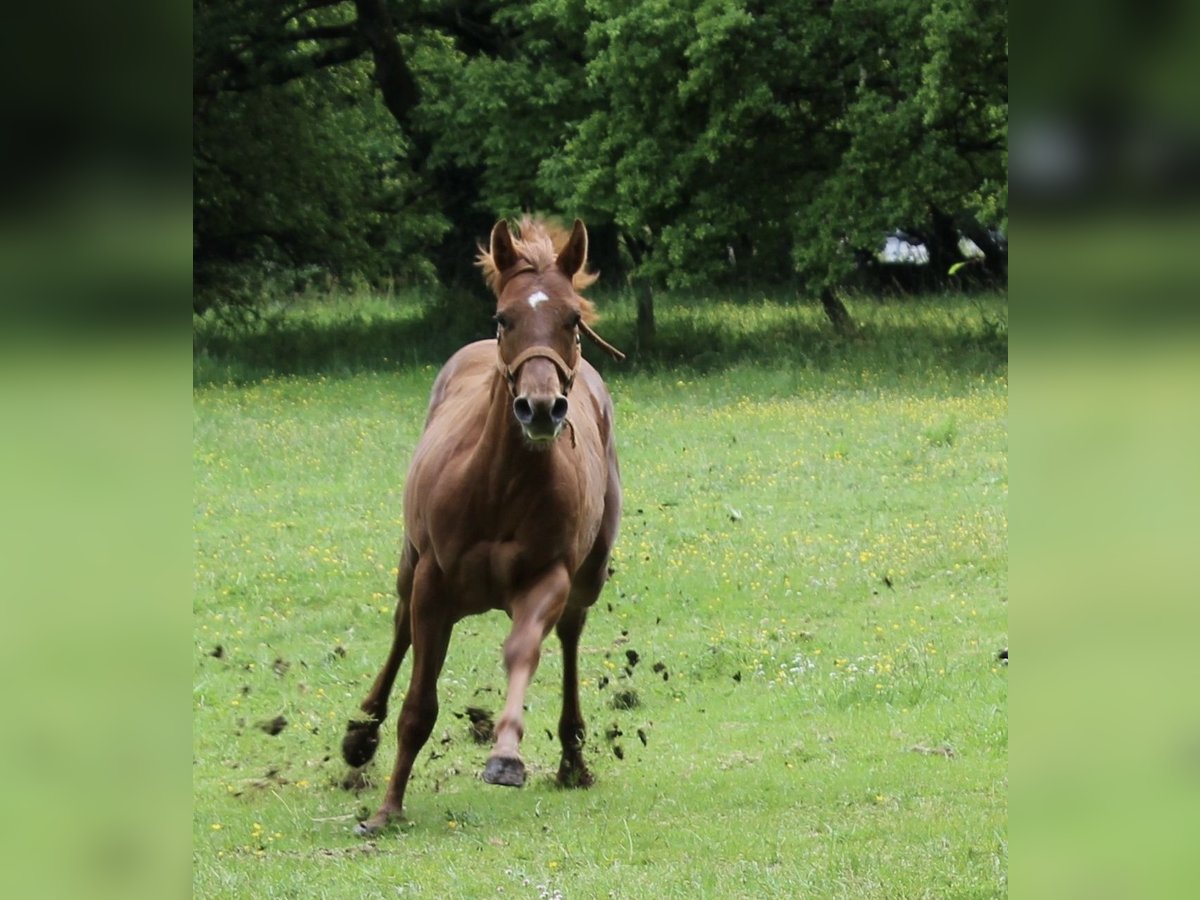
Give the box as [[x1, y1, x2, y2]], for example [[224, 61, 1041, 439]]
[[556, 218, 588, 278], [490, 219, 519, 274]]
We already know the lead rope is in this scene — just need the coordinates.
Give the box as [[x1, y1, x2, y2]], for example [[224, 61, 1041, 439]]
[[580, 321, 626, 361]]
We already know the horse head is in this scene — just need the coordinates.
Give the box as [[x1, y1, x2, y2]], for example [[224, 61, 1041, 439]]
[[486, 218, 623, 446]]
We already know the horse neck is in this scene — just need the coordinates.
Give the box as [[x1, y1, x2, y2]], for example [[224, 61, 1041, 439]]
[[474, 369, 560, 478]]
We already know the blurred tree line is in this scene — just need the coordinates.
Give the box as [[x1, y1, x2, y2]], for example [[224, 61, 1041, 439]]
[[194, 0, 1006, 335]]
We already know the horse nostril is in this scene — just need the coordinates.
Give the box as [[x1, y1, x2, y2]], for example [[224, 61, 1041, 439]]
[[551, 396, 569, 423], [513, 397, 534, 424]]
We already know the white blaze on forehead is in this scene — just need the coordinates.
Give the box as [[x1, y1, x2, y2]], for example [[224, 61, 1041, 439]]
[[527, 290, 549, 309]]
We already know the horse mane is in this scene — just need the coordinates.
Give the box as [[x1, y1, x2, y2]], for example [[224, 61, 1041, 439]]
[[477, 215, 600, 322]]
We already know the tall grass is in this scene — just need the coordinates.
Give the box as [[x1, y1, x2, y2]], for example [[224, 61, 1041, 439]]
[[193, 290, 1007, 386]]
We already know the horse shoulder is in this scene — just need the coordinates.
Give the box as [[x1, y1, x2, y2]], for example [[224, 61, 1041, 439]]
[[406, 342, 496, 542], [425, 340, 495, 421]]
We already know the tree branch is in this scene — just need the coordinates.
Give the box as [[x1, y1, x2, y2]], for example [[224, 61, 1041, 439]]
[[286, 23, 360, 43], [352, 0, 427, 158], [278, 0, 346, 27], [196, 39, 367, 96]]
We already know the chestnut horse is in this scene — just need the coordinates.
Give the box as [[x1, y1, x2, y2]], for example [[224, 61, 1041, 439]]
[[342, 217, 624, 834]]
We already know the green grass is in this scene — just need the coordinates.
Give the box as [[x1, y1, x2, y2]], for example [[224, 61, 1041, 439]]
[[194, 294, 1006, 897], [192, 288, 1006, 384]]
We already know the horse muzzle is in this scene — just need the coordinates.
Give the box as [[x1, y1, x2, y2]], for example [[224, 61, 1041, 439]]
[[513, 393, 569, 443]]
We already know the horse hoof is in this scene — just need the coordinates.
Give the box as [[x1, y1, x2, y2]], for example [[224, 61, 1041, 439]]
[[354, 811, 392, 836], [483, 755, 526, 787], [342, 719, 380, 768], [556, 760, 594, 789]]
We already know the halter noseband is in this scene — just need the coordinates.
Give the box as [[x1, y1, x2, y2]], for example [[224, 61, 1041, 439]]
[[497, 344, 578, 395], [496, 343, 580, 447]]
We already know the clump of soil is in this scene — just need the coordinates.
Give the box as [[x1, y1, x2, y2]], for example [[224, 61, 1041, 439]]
[[259, 715, 287, 736], [909, 744, 956, 758], [342, 769, 373, 791], [459, 706, 495, 744], [610, 690, 639, 710]]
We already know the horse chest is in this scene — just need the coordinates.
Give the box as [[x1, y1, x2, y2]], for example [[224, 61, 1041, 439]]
[[417, 460, 601, 605]]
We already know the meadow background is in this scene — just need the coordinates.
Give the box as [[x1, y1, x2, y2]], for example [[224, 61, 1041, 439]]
[[193, 291, 1007, 897]]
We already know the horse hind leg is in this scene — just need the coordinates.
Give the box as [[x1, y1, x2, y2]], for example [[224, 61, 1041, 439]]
[[555, 603, 594, 788], [553, 518, 615, 788], [341, 542, 416, 771]]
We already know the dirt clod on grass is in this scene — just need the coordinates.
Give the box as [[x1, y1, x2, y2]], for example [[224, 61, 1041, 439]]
[[458, 706, 495, 743], [259, 715, 287, 736], [342, 769, 374, 791], [909, 744, 956, 758], [610, 690, 639, 710]]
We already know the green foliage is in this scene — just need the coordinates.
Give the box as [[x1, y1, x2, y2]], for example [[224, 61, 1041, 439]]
[[415, 0, 595, 217], [794, 0, 1007, 289], [544, 0, 1006, 292], [193, 0, 1006, 308], [194, 60, 449, 310]]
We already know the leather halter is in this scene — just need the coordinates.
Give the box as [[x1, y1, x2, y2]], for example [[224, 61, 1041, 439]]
[[496, 343, 580, 447], [497, 343, 579, 395]]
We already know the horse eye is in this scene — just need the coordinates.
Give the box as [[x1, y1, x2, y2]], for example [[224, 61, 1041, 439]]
[[493, 314, 511, 331]]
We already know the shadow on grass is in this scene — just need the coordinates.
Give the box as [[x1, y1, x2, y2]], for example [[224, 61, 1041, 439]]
[[193, 294, 1007, 386], [193, 313, 479, 386]]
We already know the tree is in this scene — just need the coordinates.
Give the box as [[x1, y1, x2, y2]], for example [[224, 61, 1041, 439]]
[[793, 0, 1007, 295], [193, 0, 598, 304], [193, 1, 448, 310], [546, 0, 1007, 337], [193, 0, 1007, 332], [194, 61, 450, 310]]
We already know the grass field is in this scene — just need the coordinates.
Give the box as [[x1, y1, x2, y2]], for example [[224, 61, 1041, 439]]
[[193, 292, 1007, 897]]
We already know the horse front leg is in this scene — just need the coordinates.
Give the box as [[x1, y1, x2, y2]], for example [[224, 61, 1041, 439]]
[[342, 541, 416, 770], [483, 566, 570, 787], [555, 603, 593, 788], [356, 560, 452, 834]]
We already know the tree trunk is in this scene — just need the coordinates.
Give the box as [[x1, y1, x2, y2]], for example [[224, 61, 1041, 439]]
[[352, 0, 429, 162], [924, 205, 964, 282], [634, 277, 656, 351], [959, 218, 1008, 285], [621, 232, 656, 351], [820, 287, 856, 336]]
